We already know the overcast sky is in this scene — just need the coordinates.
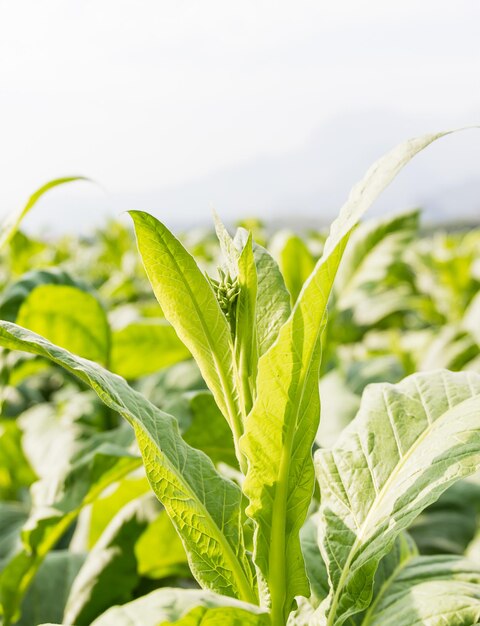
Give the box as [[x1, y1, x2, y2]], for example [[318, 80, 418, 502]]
[[0, 1, 479, 232]]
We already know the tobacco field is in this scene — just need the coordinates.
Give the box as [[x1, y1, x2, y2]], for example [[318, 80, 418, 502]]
[[1, 132, 480, 626]]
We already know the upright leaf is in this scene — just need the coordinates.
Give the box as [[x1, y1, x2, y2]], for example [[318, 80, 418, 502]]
[[0, 321, 256, 605], [129, 212, 245, 462], [235, 234, 258, 414], [234, 228, 290, 356], [315, 370, 480, 626], [241, 131, 452, 623]]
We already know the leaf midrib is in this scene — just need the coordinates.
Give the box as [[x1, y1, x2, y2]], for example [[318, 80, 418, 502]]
[[324, 390, 480, 626], [134, 420, 257, 604]]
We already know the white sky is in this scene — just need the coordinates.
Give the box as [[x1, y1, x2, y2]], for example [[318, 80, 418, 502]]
[[0, 1, 479, 230]]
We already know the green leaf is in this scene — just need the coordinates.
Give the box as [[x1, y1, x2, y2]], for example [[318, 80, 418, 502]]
[[0, 442, 140, 625], [110, 320, 191, 379], [16, 284, 110, 365], [129, 211, 245, 465], [0, 502, 28, 564], [272, 232, 316, 305], [0, 321, 256, 605], [315, 370, 480, 626], [234, 228, 290, 356], [359, 555, 480, 626], [183, 391, 238, 469], [409, 481, 480, 555], [63, 495, 157, 625], [0, 177, 88, 251], [166, 605, 270, 625], [300, 515, 329, 607], [0, 268, 85, 323], [334, 210, 419, 309], [135, 509, 189, 580], [16, 551, 85, 626], [0, 420, 36, 499], [242, 131, 452, 623], [85, 588, 267, 626], [234, 234, 258, 414]]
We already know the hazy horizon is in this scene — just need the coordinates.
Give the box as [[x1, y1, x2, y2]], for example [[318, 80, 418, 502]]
[[1, 1, 479, 234]]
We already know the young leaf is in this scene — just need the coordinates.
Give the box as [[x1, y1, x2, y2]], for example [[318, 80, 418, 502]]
[[129, 211, 245, 462], [241, 131, 452, 623], [234, 234, 258, 414], [234, 228, 291, 356], [0, 321, 256, 605], [315, 370, 480, 626]]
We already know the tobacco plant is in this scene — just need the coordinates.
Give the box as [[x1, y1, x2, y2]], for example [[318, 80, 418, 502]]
[[1, 131, 480, 625]]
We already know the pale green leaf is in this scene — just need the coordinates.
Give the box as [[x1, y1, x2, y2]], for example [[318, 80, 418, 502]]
[[234, 234, 258, 414], [86, 588, 267, 626], [315, 370, 480, 626], [242, 131, 452, 622], [0, 321, 256, 605], [0, 268, 85, 323], [360, 555, 480, 626], [334, 210, 419, 308], [183, 391, 238, 469]]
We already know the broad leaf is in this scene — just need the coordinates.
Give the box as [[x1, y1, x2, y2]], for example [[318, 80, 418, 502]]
[[315, 369, 480, 626], [360, 555, 480, 626], [0, 322, 256, 605], [241, 131, 452, 621], [85, 588, 268, 626], [16, 284, 110, 365], [0, 268, 86, 323], [110, 320, 191, 379]]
